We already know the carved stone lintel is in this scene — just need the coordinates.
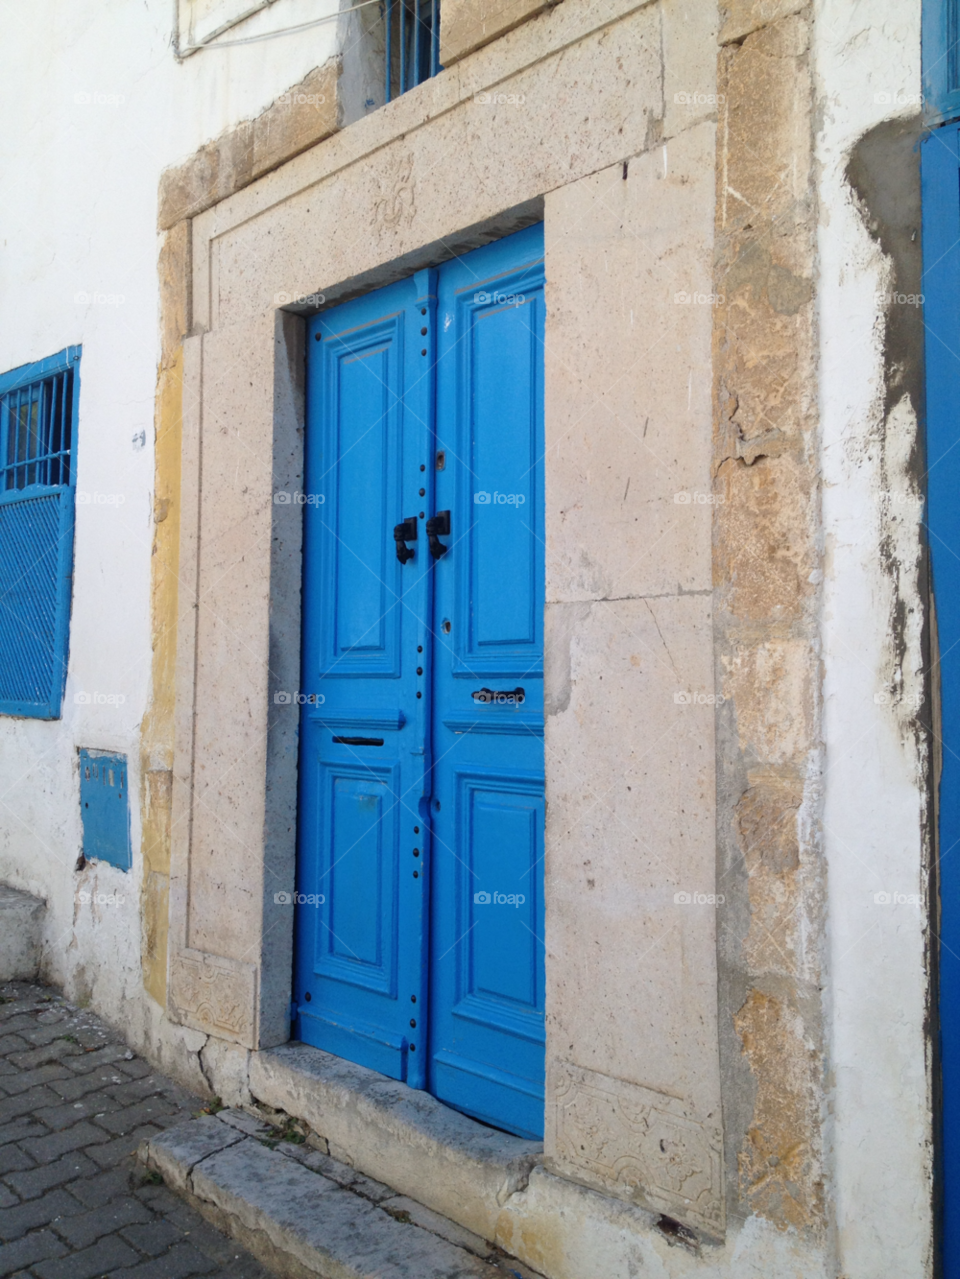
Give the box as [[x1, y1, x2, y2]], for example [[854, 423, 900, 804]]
[[547, 1061, 724, 1237], [168, 948, 258, 1048]]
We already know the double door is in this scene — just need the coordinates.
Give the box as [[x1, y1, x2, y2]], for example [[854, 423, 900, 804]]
[[292, 225, 546, 1139]]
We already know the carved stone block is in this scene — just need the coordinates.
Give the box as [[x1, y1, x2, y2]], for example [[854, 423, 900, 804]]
[[169, 948, 258, 1048], [547, 1061, 724, 1236]]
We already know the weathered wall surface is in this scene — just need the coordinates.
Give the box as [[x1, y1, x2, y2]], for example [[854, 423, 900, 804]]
[[712, 5, 825, 1239], [0, 0, 338, 1040], [814, 1, 933, 1275]]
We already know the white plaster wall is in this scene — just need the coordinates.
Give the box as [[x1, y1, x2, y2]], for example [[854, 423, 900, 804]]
[[0, 0, 339, 1019], [813, 1, 933, 1275]]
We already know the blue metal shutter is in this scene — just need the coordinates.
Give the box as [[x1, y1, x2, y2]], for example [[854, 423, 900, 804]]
[[0, 348, 80, 719]]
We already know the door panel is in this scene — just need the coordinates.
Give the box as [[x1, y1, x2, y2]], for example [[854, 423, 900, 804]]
[[295, 270, 436, 1089], [430, 226, 547, 1139]]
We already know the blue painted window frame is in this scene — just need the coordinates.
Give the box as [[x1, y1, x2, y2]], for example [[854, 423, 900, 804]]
[[924, 0, 960, 123], [0, 346, 80, 720]]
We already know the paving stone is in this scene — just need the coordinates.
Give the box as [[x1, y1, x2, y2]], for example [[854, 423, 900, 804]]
[[131, 1184, 183, 1216], [0, 1066, 76, 1099], [0, 1145, 35, 1177], [52, 1196, 153, 1249], [107, 1077, 165, 1106], [0, 1017, 46, 1036], [86, 1126, 162, 1170], [0, 1227, 68, 1275], [94, 1099, 180, 1137], [115, 1058, 154, 1081], [0, 1120, 48, 1151], [35, 1011, 68, 1028], [0, 1189, 85, 1240], [64, 1166, 136, 1210], [19, 1123, 109, 1165], [20, 1026, 76, 1049], [61, 1047, 131, 1076], [8, 1044, 82, 1073], [108, 1242, 219, 1279], [0, 986, 279, 1278], [32, 1232, 139, 1279], [71, 1028, 111, 1052], [0, 1087, 65, 1124], [0, 1036, 31, 1056], [32, 1092, 124, 1132], [4, 1152, 99, 1201], [47, 1069, 128, 1103], [117, 1217, 182, 1257], [0, 1119, 47, 1149]]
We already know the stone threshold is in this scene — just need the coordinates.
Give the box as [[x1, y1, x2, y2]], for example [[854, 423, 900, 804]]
[[140, 1108, 545, 1279], [247, 1043, 543, 1245]]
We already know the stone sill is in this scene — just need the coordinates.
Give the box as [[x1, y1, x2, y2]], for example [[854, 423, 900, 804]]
[[248, 1041, 542, 1242]]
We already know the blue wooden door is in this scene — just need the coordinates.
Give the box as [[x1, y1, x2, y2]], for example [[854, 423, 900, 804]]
[[429, 230, 546, 1139], [295, 269, 436, 1088], [294, 227, 546, 1138], [924, 120, 960, 1272]]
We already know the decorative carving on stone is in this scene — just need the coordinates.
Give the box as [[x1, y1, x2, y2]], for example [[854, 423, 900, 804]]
[[373, 149, 416, 230], [168, 948, 257, 1047], [548, 1061, 724, 1236]]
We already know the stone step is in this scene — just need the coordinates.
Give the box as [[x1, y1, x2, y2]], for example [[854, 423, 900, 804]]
[[0, 883, 45, 980], [140, 1113, 542, 1279]]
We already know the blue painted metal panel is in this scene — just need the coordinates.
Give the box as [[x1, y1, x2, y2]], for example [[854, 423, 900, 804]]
[[296, 270, 437, 1088], [79, 749, 131, 871], [430, 225, 546, 1138], [924, 118, 960, 1273], [0, 347, 79, 720], [925, 0, 960, 124]]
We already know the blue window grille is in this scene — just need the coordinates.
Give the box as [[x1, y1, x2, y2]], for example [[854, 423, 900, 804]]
[[385, 0, 440, 103], [0, 347, 80, 719], [924, 0, 960, 123]]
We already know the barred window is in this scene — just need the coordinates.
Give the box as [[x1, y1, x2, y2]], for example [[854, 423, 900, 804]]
[[0, 348, 80, 718]]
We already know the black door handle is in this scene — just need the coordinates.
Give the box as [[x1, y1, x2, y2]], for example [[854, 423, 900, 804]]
[[393, 517, 417, 564], [472, 687, 525, 705], [427, 510, 450, 559]]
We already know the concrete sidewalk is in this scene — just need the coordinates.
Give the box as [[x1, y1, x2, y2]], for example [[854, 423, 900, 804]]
[[0, 979, 270, 1279]]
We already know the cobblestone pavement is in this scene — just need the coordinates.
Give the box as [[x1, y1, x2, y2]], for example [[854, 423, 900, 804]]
[[0, 980, 272, 1279]]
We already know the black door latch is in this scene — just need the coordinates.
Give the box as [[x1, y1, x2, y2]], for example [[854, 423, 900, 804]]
[[393, 517, 417, 564], [427, 510, 450, 559]]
